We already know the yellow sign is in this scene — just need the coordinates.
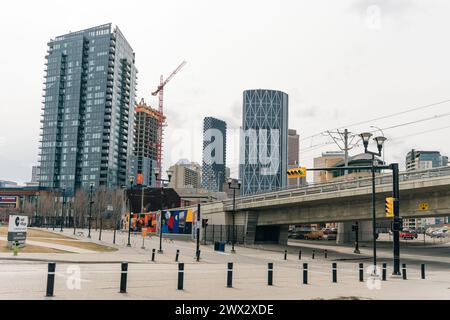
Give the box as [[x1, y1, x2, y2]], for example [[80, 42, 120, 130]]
[[419, 203, 429, 212], [385, 197, 394, 218], [142, 229, 148, 237], [287, 167, 307, 179]]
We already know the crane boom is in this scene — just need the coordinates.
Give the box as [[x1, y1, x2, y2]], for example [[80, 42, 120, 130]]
[[150, 60, 187, 187], [151, 60, 187, 96]]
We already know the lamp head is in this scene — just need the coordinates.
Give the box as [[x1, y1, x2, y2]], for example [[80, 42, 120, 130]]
[[166, 169, 174, 182], [359, 132, 372, 151], [374, 136, 387, 152]]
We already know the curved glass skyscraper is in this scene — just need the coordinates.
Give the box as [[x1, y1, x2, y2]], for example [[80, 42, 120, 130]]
[[239, 89, 288, 196]]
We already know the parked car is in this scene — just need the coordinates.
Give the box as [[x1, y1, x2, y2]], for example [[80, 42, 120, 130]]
[[322, 228, 337, 240], [400, 229, 418, 240], [304, 230, 324, 240], [431, 229, 449, 238]]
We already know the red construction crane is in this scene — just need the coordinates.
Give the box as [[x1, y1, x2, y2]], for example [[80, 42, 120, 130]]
[[151, 60, 187, 187]]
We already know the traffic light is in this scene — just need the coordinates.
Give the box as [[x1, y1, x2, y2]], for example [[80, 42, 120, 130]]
[[202, 219, 208, 228], [287, 167, 307, 179], [385, 197, 395, 218]]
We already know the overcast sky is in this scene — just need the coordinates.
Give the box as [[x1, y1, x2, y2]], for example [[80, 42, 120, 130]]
[[1, 0, 450, 184]]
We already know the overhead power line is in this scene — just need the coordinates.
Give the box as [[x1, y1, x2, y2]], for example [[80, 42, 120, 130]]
[[300, 98, 450, 142]]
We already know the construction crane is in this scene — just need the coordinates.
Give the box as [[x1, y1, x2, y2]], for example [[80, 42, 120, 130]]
[[151, 60, 187, 187]]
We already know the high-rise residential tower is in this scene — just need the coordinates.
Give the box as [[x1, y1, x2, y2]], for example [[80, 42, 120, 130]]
[[239, 89, 289, 196], [38, 24, 137, 196], [202, 117, 227, 192], [131, 99, 163, 187]]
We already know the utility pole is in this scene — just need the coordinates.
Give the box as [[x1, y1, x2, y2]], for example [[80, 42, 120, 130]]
[[391, 163, 401, 276], [196, 203, 201, 259]]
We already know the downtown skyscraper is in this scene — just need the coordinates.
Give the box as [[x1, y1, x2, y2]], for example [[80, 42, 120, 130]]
[[38, 24, 137, 195], [202, 117, 227, 192], [239, 89, 288, 196]]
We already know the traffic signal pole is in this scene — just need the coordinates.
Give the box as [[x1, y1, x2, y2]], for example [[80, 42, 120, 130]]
[[391, 163, 401, 276], [302, 164, 401, 275]]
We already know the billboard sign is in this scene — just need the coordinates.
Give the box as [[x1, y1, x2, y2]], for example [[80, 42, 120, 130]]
[[0, 196, 18, 209], [7, 215, 28, 246]]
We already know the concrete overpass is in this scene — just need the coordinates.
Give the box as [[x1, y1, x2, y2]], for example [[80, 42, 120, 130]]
[[182, 166, 450, 244]]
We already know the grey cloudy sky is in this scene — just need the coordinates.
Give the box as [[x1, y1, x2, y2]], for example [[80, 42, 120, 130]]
[[1, 0, 450, 183]]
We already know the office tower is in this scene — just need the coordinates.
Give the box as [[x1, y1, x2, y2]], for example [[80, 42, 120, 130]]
[[288, 129, 306, 187], [313, 151, 345, 183], [31, 166, 40, 183], [202, 117, 227, 192], [38, 24, 137, 196], [132, 99, 163, 187], [168, 159, 202, 189], [239, 89, 288, 196], [406, 149, 448, 171]]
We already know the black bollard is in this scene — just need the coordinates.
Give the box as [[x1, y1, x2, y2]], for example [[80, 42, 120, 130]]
[[382, 263, 387, 281], [120, 262, 128, 293], [312, 250, 315, 259], [151, 249, 156, 262], [299, 250, 302, 260], [402, 264, 407, 280], [178, 263, 184, 290], [421, 264, 426, 280], [227, 262, 233, 288], [332, 263, 337, 283], [359, 263, 364, 282], [303, 263, 308, 284], [46, 262, 56, 297], [196, 250, 201, 262], [268, 263, 273, 286], [324, 250, 328, 259], [284, 250, 287, 261], [175, 249, 180, 262]]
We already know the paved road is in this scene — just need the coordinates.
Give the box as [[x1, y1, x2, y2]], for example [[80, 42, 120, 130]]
[[0, 228, 448, 300]]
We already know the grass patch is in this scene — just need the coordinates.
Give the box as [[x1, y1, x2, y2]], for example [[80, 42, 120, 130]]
[[0, 240, 70, 254], [0, 227, 73, 240], [32, 238, 118, 252]]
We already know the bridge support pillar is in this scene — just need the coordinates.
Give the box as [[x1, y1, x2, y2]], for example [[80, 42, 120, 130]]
[[278, 225, 289, 245], [337, 221, 373, 244]]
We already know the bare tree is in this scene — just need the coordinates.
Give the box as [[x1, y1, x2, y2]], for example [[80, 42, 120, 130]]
[[37, 192, 54, 228], [111, 188, 126, 244], [93, 186, 108, 238], [73, 189, 88, 230]]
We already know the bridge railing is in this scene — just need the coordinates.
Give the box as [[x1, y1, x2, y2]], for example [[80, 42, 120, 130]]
[[223, 166, 450, 209]]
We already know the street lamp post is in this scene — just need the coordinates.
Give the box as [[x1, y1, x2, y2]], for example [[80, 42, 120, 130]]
[[155, 169, 173, 254], [228, 179, 241, 254], [359, 132, 387, 272], [60, 186, 66, 232], [353, 221, 360, 254], [127, 176, 134, 247], [88, 184, 94, 238]]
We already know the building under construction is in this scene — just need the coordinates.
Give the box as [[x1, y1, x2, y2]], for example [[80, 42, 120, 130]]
[[132, 99, 165, 187]]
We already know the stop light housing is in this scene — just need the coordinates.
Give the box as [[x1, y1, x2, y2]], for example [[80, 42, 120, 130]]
[[287, 167, 307, 179], [385, 197, 394, 218], [202, 219, 208, 228]]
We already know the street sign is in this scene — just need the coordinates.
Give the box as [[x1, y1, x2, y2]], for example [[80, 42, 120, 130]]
[[7, 215, 28, 247], [287, 167, 307, 179], [419, 202, 429, 212]]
